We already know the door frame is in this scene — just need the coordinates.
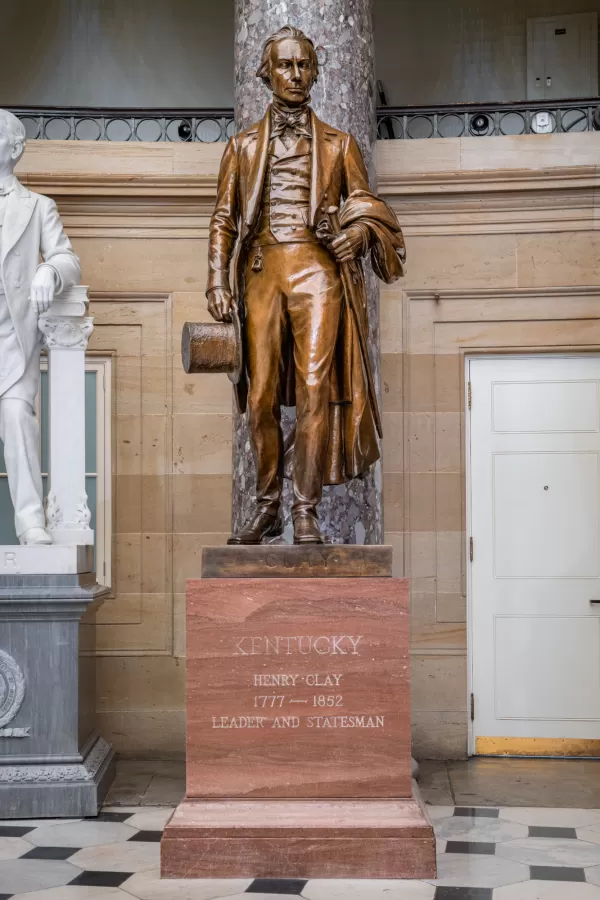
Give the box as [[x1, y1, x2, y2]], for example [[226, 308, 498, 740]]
[[465, 353, 475, 756], [526, 12, 599, 101], [464, 351, 600, 756]]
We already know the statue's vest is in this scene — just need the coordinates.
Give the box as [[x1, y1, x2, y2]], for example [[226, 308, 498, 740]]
[[253, 135, 317, 245]]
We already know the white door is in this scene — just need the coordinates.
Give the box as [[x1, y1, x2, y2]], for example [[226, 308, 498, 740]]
[[527, 13, 598, 101], [468, 355, 600, 756]]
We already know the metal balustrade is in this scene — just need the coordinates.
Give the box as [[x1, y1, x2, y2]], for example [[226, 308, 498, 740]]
[[377, 98, 600, 139], [9, 107, 236, 143], [6, 98, 600, 142]]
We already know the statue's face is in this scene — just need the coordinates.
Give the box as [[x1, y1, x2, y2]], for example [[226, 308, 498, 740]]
[[0, 123, 20, 173], [269, 38, 315, 105]]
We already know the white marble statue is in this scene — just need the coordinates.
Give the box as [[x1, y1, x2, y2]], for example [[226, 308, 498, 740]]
[[0, 109, 81, 545]]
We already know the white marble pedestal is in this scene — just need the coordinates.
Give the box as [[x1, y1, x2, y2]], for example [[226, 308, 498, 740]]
[[0, 545, 93, 576]]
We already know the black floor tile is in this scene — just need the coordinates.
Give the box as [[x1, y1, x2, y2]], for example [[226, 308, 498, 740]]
[[453, 808, 499, 818], [445, 841, 496, 855], [129, 829, 163, 842], [70, 871, 133, 887], [0, 825, 33, 836], [529, 825, 578, 839], [434, 888, 494, 900], [246, 879, 308, 894], [23, 846, 79, 860], [91, 811, 133, 823], [530, 865, 586, 882]]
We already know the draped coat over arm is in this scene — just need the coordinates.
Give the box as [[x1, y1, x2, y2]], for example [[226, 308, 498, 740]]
[[207, 107, 406, 485], [0, 179, 81, 397]]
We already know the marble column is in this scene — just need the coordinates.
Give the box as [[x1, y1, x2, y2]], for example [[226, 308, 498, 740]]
[[38, 286, 94, 547], [232, 0, 382, 544]]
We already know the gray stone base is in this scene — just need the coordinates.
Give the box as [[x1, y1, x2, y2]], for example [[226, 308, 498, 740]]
[[0, 576, 115, 818], [0, 735, 115, 818]]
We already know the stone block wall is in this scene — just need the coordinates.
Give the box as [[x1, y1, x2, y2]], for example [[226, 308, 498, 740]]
[[15, 132, 600, 759]]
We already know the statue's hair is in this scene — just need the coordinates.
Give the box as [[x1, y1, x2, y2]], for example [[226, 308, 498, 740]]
[[256, 25, 319, 87], [0, 109, 26, 160]]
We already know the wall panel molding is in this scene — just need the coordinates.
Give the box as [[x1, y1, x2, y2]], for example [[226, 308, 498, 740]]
[[15, 138, 600, 239], [88, 291, 174, 657]]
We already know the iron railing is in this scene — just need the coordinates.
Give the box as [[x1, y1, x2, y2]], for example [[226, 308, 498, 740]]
[[377, 97, 600, 140], [9, 106, 236, 143], [6, 98, 600, 143]]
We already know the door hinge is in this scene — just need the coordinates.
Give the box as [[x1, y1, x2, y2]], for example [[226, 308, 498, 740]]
[[469, 536, 474, 562], [468, 381, 472, 410], [470, 693, 475, 721]]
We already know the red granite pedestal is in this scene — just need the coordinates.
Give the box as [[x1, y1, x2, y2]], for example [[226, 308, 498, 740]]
[[161, 552, 436, 879]]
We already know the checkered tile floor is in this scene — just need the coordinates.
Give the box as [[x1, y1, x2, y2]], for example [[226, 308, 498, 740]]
[[3, 805, 600, 898]]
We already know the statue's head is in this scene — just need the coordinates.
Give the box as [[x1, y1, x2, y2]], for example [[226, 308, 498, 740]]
[[256, 25, 318, 106], [0, 109, 26, 173]]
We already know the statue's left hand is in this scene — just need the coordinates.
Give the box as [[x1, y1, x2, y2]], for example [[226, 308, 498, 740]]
[[30, 267, 56, 314], [328, 225, 364, 264]]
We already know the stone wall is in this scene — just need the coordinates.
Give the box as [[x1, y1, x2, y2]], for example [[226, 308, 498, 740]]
[[3, 0, 600, 107], [16, 132, 600, 759]]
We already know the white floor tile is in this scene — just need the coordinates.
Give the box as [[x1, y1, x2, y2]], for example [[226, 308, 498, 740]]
[[424, 806, 455, 821], [497, 837, 600, 867], [434, 816, 527, 843], [70, 840, 159, 873], [201, 896, 294, 900], [2, 818, 83, 827], [105, 806, 174, 819], [426, 853, 530, 888], [0, 835, 32, 860], [499, 808, 600, 829], [122, 809, 174, 831], [302, 879, 435, 899], [578, 828, 600, 845], [585, 863, 600, 887], [495, 882, 600, 899], [28, 821, 138, 848], [0, 858, 82, 893], [11, 888, 127, 900], [121, 868, 253, 899]]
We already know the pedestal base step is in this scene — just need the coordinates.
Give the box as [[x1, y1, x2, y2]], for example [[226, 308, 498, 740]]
[[0, 544, 94, 576], [202, 544, 393, 578], [0, 737, 115, 819], [161, 796, 436, 879]]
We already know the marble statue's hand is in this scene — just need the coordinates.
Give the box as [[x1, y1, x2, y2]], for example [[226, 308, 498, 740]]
[[208, 287, 233, 323], [30, 266, 56, 314], [329, 225, 365, 264]]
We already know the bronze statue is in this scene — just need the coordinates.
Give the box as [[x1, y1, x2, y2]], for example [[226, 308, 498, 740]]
[[206, 25, 405, 545]]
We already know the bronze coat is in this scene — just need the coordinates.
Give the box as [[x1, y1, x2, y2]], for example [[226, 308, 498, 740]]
[[207, 106, 405, 485]]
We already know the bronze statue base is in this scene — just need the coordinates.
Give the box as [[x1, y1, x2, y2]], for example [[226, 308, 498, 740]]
[[202, 544, 393, 579]]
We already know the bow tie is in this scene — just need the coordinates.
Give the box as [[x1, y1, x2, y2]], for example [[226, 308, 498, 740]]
[[271, 105, 311, 140]]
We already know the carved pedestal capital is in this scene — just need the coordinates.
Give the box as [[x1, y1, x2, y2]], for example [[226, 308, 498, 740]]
[[39, 316, 94, 350]]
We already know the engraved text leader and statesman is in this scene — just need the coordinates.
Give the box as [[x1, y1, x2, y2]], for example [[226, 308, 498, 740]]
[[207, 26, 405, 545]]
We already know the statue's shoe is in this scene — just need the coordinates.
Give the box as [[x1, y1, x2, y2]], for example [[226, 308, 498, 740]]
[[293, 512, 324, 545], [227, 510, 283, 545], [20, 526, 52, 545]]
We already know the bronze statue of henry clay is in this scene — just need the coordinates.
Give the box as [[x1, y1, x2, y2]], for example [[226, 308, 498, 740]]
[[205, 25, 405, 546]]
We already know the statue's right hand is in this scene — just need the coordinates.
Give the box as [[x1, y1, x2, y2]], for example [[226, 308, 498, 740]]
[[207, 288, 233, 323]]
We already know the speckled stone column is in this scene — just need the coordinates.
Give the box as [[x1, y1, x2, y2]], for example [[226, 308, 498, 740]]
[[232, 0, 382, 545]]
